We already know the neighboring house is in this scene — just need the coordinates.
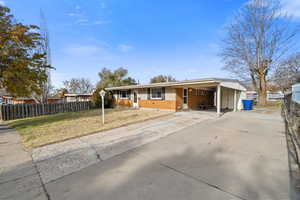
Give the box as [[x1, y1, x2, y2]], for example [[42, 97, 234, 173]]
[[1, 97, 62, 104], [246, 91, 284, 101], [0, 89, 12, 104], [11, 97, 62, 104], [106, 78, 246, 115], [0, 89, 63, 104], [0, 88, 63, 104], [64, 94, 92, 102]]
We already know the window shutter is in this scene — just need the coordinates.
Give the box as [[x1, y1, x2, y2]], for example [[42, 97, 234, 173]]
[[147, 88, 150, 100], [162, 87, 165, 100]]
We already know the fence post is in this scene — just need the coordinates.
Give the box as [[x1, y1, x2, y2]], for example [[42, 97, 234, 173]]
[[3, 105, 6, 121], [30, 104, 34, 117], [5, 105, 8, 120]]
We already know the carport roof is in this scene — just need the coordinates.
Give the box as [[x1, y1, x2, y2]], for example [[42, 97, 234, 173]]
[[105, 78, 246, 91]]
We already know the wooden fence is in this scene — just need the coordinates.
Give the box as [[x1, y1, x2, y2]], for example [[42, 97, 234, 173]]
[[1, 101, 92, 121], [282, 93, 300, 198]]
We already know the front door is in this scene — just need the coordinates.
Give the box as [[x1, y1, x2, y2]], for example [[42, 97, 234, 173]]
[[183, 88, 189, 109], [133, 90, 139, 108]]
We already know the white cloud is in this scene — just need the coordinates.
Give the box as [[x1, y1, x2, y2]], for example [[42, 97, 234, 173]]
[[118, 44, 133, 52], [63, 45, 105, 57], [282, 0, 300, 18], [0, 0, 5, 5]]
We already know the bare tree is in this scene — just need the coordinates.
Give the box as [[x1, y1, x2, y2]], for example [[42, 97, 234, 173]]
[[63, 78, 94, 94], [273, 53, 300, 91], [220, 0, 299, 105], [32, 10, 53, 103]]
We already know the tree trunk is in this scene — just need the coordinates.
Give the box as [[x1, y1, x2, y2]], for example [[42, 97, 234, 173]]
[[250, 73, 257, 90], [258, 73, 267, 105]]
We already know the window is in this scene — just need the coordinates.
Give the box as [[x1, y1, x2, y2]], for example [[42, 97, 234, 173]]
[[183, 88, 188, 104], [120, 90, 129, 99], [151, 88, 163, 99]]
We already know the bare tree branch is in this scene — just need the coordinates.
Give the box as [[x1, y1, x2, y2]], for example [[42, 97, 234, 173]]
[[63, 78, 94, 94]]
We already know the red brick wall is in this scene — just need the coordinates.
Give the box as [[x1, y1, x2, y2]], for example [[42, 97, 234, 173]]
[[176, 88, 183, 111], [116, 99, 133, 107]]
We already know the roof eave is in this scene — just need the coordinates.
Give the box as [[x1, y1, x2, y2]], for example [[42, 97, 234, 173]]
[[105, 80, 221, 91]]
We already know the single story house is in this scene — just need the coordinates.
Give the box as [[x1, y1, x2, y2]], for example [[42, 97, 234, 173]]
[[106, 78, 246, 115]]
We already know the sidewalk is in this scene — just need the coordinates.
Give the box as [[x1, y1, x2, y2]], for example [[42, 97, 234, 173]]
[[0, 122, 48, 200], [32, 111, 215, 184]]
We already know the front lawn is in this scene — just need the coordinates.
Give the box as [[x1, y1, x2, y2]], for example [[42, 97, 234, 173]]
[[8, 108, 170, 150]]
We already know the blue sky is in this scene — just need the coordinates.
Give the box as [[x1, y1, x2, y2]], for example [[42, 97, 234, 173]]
[[2, 0, 300, 88]]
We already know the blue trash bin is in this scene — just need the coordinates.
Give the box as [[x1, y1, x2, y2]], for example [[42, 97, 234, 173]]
[[242, 99, 253, 110]]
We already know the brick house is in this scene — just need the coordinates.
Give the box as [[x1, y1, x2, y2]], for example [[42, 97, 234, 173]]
[[106, 78, 246, 115]]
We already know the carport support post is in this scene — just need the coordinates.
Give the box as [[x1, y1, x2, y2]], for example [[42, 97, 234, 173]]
[[234, 90, 237, 112], [217, 84, 221, 117]]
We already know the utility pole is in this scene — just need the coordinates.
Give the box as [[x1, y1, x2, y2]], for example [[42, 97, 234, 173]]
[[39, 9, 52, 103]]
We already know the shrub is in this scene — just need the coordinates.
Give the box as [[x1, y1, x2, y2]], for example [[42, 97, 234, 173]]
[[91, 88, 115, 108]]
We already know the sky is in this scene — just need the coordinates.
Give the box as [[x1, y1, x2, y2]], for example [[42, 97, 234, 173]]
[[1, 0, 300, 88]]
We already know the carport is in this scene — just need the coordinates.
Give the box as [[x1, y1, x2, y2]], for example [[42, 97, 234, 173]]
[[170, 80, 246, 116]]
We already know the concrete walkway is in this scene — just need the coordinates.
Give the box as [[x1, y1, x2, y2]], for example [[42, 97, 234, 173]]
[[45, 110, 289, 200], [0, 122, 48, 200], [32, 111, 215, 184]]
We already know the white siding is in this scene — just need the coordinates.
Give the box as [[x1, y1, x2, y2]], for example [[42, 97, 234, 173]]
[[220, 81, 246, 91], [221, 87, 234, 109], [238, 91, 246, 110], [136, 87, 176, 100], [138, 88, 147, 100], [220, 87, 245, 111], [165, 88, 176, 100]]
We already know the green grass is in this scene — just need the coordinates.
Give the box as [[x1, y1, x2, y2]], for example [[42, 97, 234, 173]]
[[8, 108, 170, 150]]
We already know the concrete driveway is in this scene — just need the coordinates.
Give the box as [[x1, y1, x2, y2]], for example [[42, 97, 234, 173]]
[[45, 110, 289, 200]]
